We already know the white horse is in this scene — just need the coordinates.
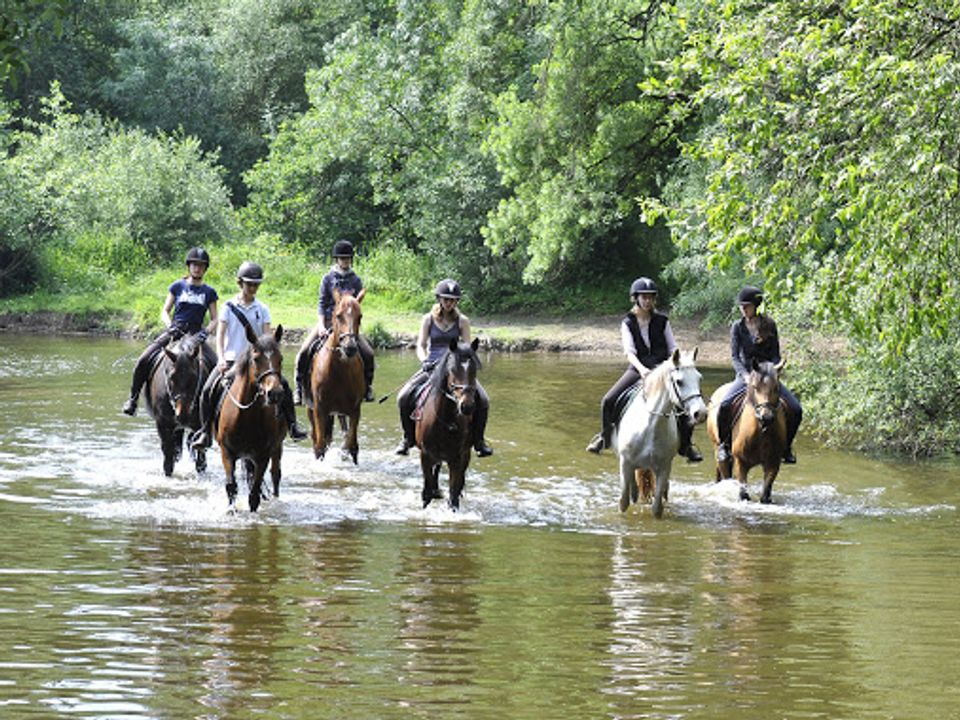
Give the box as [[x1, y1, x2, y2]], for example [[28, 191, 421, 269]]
[[612, 348, 708, 518]]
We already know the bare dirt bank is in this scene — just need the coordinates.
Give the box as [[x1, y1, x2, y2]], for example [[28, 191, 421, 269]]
[[0, 309, 733, 363]]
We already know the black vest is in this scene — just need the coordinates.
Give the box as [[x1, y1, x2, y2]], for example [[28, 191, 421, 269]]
[[624, 312, 670, 369]]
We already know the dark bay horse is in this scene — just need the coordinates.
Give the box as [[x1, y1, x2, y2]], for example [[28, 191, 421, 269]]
[[307, 288, 366, 463], [706, 359, 787, 503], [415, 338, 483, 510], [215, 325, 287, 512], [143, 333, 214, 476]]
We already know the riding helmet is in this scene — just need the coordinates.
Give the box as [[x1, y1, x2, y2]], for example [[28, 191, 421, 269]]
[[185, 247, 210, 267], [332, 239, 354, 258], [435, 279, 462, 299], [630, 277, 658, 298], [737, 285, 763, 306], [236, 261, 264, 284]]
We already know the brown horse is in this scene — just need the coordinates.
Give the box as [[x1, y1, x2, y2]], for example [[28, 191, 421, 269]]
[[143, 333, 214, 476], [215, 325, 287, 512], [415, 338, 482, 510], [307, 288, 366, 463], [706, 359, 787, 503]]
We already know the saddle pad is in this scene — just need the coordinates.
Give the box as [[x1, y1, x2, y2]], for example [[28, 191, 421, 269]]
[[409, 378, 432, 422]]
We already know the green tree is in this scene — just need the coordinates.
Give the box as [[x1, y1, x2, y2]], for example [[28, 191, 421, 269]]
[[0, 0, 67, 86], [659, 0, 960, 356]]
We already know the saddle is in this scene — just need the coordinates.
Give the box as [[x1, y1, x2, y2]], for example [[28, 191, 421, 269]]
[[409, 377, 433, 422], [298, 332, 330, 410]]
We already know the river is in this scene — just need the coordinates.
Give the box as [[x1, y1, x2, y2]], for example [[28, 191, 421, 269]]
[[0, 334, 957, 719]]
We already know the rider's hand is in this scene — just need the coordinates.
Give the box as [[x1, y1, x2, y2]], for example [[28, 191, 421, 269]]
[[218, 359, 229, 372], [421, 361, 435, 374]]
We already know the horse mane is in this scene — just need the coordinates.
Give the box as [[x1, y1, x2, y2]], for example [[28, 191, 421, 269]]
[[643, 355, 677, 396], [176, 333, 202, 356]]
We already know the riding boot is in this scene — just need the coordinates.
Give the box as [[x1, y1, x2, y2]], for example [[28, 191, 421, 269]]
[[716, 403, 733, 463], [281, 381, 308, 440], [677, 416, 703, 462], [122, 366, 149, 415], [586, 425, 611, 454], [294, 349, 311, 406], [473, 396, 493, 457], [396, 394, 416, 455], [782, 447, 797, 464]]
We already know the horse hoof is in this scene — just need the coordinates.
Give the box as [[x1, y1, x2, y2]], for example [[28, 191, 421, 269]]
[[739, 490, 751, 502]]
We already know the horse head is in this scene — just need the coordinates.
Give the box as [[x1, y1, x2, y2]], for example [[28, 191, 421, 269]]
[[437, 337, 481, 416], [668, 346, 708, 425], [239, 325, 285, 406], [162, 335, 203, 424], [330, 288, 365, 359], [748, 358, 784, 431]]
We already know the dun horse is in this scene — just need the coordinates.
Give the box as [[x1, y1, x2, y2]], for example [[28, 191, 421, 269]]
[[215, 325, 287, 512], [613, 348, 707, 518], [706, 359, 787, 503], [143, 333, 213, 476], [306, 289, 366, 463], [415, 338, 483, 510]]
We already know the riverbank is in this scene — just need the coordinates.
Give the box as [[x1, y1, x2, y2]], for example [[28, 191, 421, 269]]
[[0, 309, 737, 363]]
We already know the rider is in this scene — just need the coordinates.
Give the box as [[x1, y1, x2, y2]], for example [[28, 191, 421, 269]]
[[715, 285, 802, 464], [586, 277, 702, 461], [190, 261, 308, 449], [394, 278, 493, 458], [122, 247, 218, 416], [294, 239, 375, 404]]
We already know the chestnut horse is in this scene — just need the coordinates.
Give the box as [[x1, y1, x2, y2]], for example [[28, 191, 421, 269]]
[[144, 333, 214, 476], [215, 325, 287, 512], [415, 338, 482, 510], [307, 288, 366, 463], [613, 348, 707, 518], [706, 359, 787, 503]]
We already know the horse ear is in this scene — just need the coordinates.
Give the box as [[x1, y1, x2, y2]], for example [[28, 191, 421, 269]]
[[332, 287, 342, 304], [356, 288, 366, 303], [244, 323, 259, 346], [163, 347, 178, 364], [671, 348, 681, 366], [751, 357, 761, 373], [449, 337, 458, 352], [691, 346, 699, 362], [471, 337, 480, 352], [275, 324, 283, 343]]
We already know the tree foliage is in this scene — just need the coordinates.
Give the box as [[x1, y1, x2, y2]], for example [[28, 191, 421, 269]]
[[656, 0, 960, 357]]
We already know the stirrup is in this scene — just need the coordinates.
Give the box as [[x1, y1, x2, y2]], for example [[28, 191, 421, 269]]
[[681, 444, 703, 463], [475, 442, 493, 458], [191, 431, 210, 450], [122, 398, 137, 416], [783, 447, 797, 464], [395, 439, 412, 455], [364, 387, 375, 402], [289, 422, 308, 440]]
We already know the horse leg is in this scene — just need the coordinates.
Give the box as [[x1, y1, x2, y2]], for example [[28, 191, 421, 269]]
[[734, 459, 751, 501], [314, 411, 331, 460], [651, 468, 670, 519], [159, 423, 177, 477], [760, 463, 780, 504], [345, 410, 360, 465], [619, 458, 634, 512], [271, 445, 283, 498], [448, 458, 469, 511], [222, 451, 238, 511], [194, 447, 207, 474], [173, 429, 184, 463], [421, 455, 442, 508], [248, 460, 265, 512], [636, 468, 654, 504]]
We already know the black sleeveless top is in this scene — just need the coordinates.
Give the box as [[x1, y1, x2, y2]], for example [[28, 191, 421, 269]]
[[623, 311, 670, 369]]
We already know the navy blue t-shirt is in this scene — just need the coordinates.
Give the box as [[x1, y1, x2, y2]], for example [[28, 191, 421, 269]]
[[168, 279, 218, 333]]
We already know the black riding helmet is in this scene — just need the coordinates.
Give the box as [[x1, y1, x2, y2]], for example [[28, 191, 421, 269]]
[[435, 279, 462, 299], [737, 285, 763, 306], [332, 240, 354, 258], [237, 261, 264, 284], [185, 247, 210, 267], [630, 276, 658, 299]]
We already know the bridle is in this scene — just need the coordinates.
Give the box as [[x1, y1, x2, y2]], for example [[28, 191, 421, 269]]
[[642, 367, 702, 417], [164, 353, 204, 416], [227, 365, 281, 410]]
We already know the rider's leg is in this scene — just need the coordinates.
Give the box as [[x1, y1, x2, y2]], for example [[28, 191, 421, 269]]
[[677, 414, 703, 462], [780, 384, 802, 464], [191, 366, 222, 449], [394, 375, 422, 455], [293, 325, 320, 405], [122, 330, 173, 415], [473, 383, 493, 457], [280, 378, 308, 440], [358, 335, 375, 402], [716, 378, 746, 463], [587, 367, 641, 453]]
